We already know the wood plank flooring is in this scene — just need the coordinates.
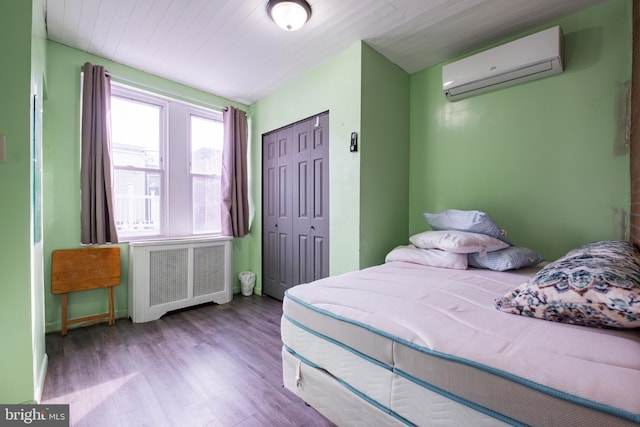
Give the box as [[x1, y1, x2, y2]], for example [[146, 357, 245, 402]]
[[42, 295, 334, 427]]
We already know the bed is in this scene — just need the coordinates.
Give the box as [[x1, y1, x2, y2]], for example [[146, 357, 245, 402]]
[[280, 214, 640, 426]]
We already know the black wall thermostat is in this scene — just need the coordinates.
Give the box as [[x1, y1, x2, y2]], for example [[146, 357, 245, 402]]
[[350, 132, 358, 152]]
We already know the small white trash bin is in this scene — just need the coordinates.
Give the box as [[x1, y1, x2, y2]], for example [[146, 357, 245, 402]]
[[238, 271, 256, 296]]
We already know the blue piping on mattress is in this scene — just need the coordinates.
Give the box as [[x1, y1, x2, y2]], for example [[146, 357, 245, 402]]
[[284, 291, 640, 424], [284, 315, 523, 427], [283, 345, 416, 427]]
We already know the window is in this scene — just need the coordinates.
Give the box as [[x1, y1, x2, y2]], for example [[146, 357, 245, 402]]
[[190, 115, 223, 234], [110, 83, 223, 240]]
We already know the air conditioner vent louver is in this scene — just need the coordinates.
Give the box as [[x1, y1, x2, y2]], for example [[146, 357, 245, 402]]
[[129, 238, 233, 323], [443, 26, 563, 101], [149, 248, 189, 306], [194, 245, 226, 297]]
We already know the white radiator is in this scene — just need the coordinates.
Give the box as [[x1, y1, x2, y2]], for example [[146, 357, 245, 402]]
[[128, 237, 233, 323]]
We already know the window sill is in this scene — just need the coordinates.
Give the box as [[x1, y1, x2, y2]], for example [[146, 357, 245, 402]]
[[125, 235, 233, 246]]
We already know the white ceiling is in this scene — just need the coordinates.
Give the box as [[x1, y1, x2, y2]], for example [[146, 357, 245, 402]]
[[45, 0, 608, 105]]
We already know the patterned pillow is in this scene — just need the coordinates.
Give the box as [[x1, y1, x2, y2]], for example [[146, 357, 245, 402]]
[[495, 240, 640, 328], [469, 246, 544, 271], [423, 209, 511, 244]]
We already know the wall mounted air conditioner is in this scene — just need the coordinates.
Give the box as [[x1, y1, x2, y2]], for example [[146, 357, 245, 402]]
[[443, 26, 563, 101]]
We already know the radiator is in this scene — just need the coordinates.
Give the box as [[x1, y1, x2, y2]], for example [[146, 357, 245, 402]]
[[128, 237, 233, 323]]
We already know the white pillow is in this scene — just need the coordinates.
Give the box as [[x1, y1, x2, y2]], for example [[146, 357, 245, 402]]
[[385, 245, 468, 270], [423, 209, 511, 244], [409, 230, 509, 254]]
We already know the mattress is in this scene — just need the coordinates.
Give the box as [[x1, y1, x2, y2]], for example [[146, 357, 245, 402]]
[[281, 262, 640, 426]]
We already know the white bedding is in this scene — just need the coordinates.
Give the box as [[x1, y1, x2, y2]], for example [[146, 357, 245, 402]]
[[283, 262, 640, 424]]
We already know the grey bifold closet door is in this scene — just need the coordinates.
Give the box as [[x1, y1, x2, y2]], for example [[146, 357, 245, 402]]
[[262, 112, 329, 300]]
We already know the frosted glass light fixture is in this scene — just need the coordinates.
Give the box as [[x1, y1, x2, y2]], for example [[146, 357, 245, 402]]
[[267, 0, 312, 31]]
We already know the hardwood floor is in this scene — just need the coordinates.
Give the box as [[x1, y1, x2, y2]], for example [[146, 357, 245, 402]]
[[42, 295, 334, 427]]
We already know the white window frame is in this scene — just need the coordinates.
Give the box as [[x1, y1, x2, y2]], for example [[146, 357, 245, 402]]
[[187, 109, 224, 235], [110, 82, 223, 241]]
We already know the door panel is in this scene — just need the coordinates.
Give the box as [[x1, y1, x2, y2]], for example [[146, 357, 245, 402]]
[[275, 127, 293, 298], [310, 113, 330, 282], [296, 234, 309, 284], [292, 119, 312, 285], [262, 132, 278, 295], [263, 127, 293, 299], [309, 235, 325, 281]]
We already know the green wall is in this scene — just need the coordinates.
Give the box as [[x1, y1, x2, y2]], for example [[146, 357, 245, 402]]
[[248, 42, 411, 292], [43, 41, 247, 332], [249, 42, 364, 293], [360, 44, 410, 267], [0, 0, 47, 403], [409, 0, 631, 261]]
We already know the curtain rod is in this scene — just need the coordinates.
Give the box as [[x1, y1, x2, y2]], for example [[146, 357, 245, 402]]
[[80, 65, 229, 112]]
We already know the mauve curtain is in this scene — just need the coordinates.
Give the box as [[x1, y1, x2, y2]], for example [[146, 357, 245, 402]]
[[80, 62, 118, 244], [221, 106, 249, 237]]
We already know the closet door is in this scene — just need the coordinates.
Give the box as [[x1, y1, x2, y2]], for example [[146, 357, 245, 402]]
[[309, 113, 329, 281], [263, 113, 329, 300], [292, 120, 311, 285], [262, 127, 293, 300], [293, 113, 329, 285]]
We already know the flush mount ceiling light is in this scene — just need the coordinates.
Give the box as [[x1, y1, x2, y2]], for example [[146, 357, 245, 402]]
[[267, 0, 312, 32]]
